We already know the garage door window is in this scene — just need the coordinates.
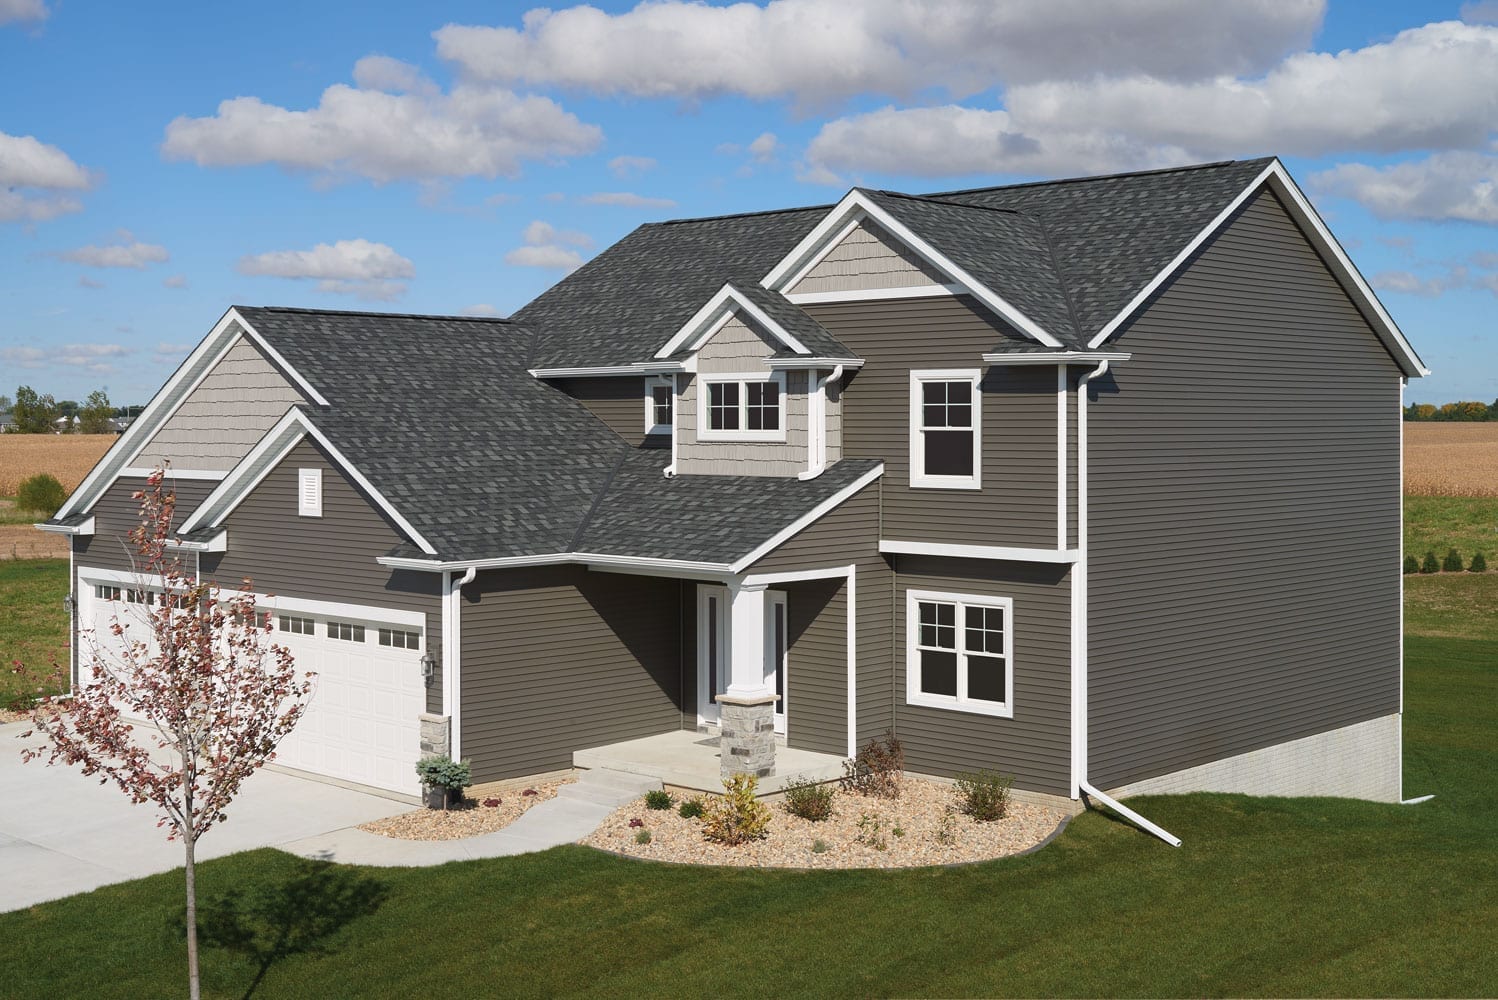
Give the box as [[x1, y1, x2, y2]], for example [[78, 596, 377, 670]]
[[327, 620, 365, 642], [378, 628, 420, 649], [279, 615, 314, 635], [95, 584, 121, 601]]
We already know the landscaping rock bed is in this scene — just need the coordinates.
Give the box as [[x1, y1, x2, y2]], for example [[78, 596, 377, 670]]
[[358, 778, 571, 841], [582, 776, 1066, 869]]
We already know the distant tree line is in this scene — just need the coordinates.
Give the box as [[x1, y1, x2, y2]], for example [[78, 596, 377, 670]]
[[1, 386, 117, 433], [1403, 400, 1498, 421]]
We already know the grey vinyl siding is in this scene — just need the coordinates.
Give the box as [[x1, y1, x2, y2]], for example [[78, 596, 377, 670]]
[[552, 376, 667, 450], [199, 439, 444, 715], [803, 296, 1060, 548], [854, 550, 895, 746], [73, 476, 219, 573], [790, 220, 946, 295], [1087, 188, 1405, 788], [894, 555, 1072, 795], [783, 578, 847, 757], [743, 481, 880, 575], [135, 336, 305, 471], [460, 566, 683, 781]]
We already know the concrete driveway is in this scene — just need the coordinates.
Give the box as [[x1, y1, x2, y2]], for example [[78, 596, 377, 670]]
[[0, 721, 410, 913]]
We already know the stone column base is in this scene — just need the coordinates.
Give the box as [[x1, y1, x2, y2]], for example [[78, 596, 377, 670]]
[[419, 713, 451, 759], [718, 695, 778, 780]]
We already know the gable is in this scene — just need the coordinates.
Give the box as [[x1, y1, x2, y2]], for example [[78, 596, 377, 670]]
[[789, 220, 947, 296], [696, 314, 780, 374], [133, 334, 306, 472]]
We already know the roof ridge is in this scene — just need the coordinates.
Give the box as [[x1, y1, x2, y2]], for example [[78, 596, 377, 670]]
[[650, 203, 834, 227], [919, 157, 1273, 199], [867, 188, 1026, 216], [237, 305, 515, 323]]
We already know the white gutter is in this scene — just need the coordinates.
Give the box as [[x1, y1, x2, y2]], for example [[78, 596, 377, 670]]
[[528, 361, 686, 378], [982, 351, 1131, 366], [446, 565, 477, 759], [379, 550, 734, 576], [35, 516, 95, 536], [1071, 358, 1181, 848], [799, 364, 843, 481]]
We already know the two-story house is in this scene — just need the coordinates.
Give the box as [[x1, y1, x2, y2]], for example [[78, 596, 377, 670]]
[[42, 157, 1426, 825]]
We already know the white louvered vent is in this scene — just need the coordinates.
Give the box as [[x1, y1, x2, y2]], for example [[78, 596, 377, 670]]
[[298, 468, 322, 517]]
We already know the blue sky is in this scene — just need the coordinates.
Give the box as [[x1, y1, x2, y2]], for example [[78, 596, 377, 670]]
[[1, 0, 1493, 406]]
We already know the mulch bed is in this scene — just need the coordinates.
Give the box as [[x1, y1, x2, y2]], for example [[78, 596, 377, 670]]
[[358, 778, 572, 841]]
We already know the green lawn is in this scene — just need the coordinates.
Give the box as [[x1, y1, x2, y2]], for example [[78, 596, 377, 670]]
[[0, 557, 69, 707], [0, 532, 1494, 997], [0, 496, 48, 526], [1404, 495, 1498, 566]]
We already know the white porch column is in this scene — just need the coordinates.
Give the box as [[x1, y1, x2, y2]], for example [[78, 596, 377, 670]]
[[720, 581, 777, 778]]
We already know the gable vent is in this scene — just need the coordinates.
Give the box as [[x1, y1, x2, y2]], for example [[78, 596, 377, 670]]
[[298, 468, 322, 518]]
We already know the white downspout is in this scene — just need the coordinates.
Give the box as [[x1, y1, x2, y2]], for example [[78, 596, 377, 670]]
[[799, 365, 843, 481], [1072, 358, 1181, 848], [664, 373, 680, 478], [447, 565, 477, 758]]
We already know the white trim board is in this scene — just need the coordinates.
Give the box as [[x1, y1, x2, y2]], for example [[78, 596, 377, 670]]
[[655, 283, 814, 360], [1086, 159, 1428, 378], [785, 284, 967, 306], [35, 516, 94, 536], [528, 362, 685, 378], [120, 468, 228, 481], [880, 539, 1080, 564], [759, 192, 1064, 349], [982, 351, 1131, 366]]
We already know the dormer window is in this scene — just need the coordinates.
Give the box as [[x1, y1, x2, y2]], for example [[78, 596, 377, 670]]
[[645, 375, 673, 436], [698, 373, 787, 442]]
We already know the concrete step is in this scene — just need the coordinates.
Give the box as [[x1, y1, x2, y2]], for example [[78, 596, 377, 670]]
[[558, 768, 661, 807]]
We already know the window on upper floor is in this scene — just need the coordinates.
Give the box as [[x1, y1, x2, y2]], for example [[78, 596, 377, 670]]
[[697, 373, 786, 442], [906, 590, 1013, 718], [645, 375, 673, 436], [909, 370, 981, 489]]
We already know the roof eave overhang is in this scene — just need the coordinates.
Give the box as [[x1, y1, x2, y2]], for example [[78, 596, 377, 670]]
[[529, 361, 687, 378], [764, 357, 865, 370], [166, 529, 227, 553], [981, 351, 1131, 366], [34, 516, 94, 536]]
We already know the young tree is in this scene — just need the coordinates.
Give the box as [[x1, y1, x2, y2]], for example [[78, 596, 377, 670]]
[[12, 385, 58, 433], [16, 470, 314, 1000], [78, 389, 114, 434]]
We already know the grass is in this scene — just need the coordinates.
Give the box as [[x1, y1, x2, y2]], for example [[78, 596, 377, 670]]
[[0, 557, 69, 707], [0, 509, 1493, 997], [1404, 495, 1498, 566], [0, 496, 48, 527]]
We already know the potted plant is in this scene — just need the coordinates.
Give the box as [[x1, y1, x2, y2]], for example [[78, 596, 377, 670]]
[[414, 755, 472, 810]]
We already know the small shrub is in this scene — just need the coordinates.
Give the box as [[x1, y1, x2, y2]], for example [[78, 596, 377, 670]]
[[1443, 548, 1464, 573], [855, 812, 887, 851], [933, 807, 958, 846], [1421, 551, 1440, 574], [1403, 554, 1418, 574], [414, 755, 471, 791], [841, 732, 905, 799], [782, 777, 834, 822], [644, 789, 674, 810], [678, 797, 706, 820], [482, 797, 501, 808], [810, 839, 830, 854], [702, 774, 771, 846], [954, 769, 1013, 822], [1471, 552, 1488, 573], [634, 828, 652, 845], [16, 473, 66, 516]]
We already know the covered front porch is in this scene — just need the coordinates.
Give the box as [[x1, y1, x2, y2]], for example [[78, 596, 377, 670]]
[[574, 730, 845, 795]]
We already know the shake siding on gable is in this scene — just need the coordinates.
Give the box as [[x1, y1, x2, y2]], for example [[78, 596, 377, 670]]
[[803, 296, 1060, 548], [1087, 188, 1404, 789], [135, 335, 305, 472], [460, 566, 682, 781], [199, 438, 444, 715], [893, 555, 1072, 794], [790, 220, 946, 295]]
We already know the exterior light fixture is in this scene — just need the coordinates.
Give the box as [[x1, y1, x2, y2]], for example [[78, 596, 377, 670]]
[[419, 651, 437, 685], [63, 592, 76, 616]]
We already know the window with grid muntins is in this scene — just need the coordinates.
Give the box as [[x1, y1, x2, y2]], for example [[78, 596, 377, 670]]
[[707, 381, 740, 431], [652, 384, 672, 429], [378, 627, 421, 649], [746, 381, 779, 431], [279, 615, 314, 635], [908, 592, 1012, 716], [327, 620, 365, 642], [919, 379, 975, 477], [95, 585, 121, 601]]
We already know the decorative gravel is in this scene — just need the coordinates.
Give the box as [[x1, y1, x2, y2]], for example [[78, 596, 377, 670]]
[[582, 777, 1066, 869], [358, 779, 571, 841]]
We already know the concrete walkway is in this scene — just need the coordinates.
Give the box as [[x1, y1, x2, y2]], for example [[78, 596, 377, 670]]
[[282, 768, 658, 867]]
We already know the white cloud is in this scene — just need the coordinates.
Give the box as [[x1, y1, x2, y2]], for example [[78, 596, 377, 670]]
[[1, 346, 44, 367], [505, 219, 592, 271], [608, 154, 656, 177], [1313, 151, 1498, 223], [748, 132, 778, 162], [483, 192, 521, 207], [3, 342, 133, 375], [55, 240, 170, 269], [435, 0, 1322, 104], [237, 238, 415, 300], [77, 275, 104, 289], [1372, 253, 1498, 298], [152, 341, 194, 364], [0, 130, 90, 224], [162, 273, 188, 289], [162, 57, 603, 185], [460, 303, 505, 317], [0, 0, 47, 26], [577, 191, 677, 209], [1462, 0, 1498, 24]]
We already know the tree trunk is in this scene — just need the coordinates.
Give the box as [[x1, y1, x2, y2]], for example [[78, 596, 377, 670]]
[[185, 830, 200, 1000]]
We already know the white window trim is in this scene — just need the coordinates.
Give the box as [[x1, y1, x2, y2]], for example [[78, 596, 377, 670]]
[[696, 371, 788, 443], [298, 467, 322, 517], [906, 589, 1014, 718], [909, 369, 982, 490], [644, 375, 674, 436]]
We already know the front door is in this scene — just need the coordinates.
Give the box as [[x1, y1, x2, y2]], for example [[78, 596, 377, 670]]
[[766, 590, 788, 735], [697, 585, 730, 725]]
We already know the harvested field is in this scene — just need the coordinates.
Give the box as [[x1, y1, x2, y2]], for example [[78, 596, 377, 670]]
[[1405, 423, 1498, 497], [0, 434, 115, 495]]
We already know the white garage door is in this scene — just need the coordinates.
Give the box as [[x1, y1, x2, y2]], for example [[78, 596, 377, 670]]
[[82, 579, 426, 797]]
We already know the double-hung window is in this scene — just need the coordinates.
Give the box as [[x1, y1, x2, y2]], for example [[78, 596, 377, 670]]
[[909, 370, 981, 489], [697, 373, 786, 441], [906, 590, 1013, 717], [644, 375, 674, 436]]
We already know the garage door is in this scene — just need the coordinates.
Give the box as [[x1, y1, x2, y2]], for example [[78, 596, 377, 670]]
[[82, 580, 427, 797]]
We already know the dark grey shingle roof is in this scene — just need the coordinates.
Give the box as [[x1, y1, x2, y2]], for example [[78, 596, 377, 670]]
[[725, 281, 858, 360]]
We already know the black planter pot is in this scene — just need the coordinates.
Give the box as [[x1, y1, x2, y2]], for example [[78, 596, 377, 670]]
[[425, 785, 454, 810]]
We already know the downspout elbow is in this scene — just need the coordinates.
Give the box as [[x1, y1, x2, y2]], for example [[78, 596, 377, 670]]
[[798, 364, 843, 481]]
